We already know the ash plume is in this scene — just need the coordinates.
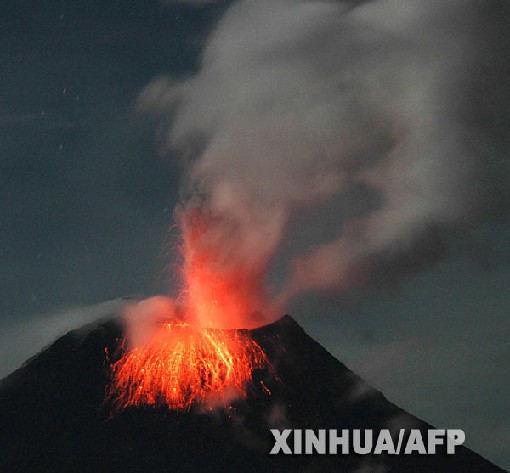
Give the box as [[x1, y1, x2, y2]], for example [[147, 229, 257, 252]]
[[138, 0, 509, 322]]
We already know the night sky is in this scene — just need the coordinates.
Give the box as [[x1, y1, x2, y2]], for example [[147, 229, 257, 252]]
[[0, 1, 223, 320], [0, 0, 509, 469]]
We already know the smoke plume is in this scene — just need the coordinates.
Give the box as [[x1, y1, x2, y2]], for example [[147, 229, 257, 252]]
[[0, 299, 126, 379], [138, 0, 508, 325]]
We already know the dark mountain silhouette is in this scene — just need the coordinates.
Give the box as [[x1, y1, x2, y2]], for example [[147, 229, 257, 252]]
[[0, 314, 506, 472]]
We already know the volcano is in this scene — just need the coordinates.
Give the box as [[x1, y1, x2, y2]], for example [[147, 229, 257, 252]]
[[0, 313, 505, 473]]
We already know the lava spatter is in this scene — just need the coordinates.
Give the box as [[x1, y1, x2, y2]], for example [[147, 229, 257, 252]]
[[109, 321, 270, 411]]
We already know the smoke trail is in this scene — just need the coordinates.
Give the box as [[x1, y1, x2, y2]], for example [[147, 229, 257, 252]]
[[0, 299, 126, 379], [138, 0, 508, 324]]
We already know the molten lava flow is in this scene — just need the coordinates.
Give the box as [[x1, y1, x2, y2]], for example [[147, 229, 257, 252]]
[[109, 205, 280, 411], [110, 321, 270, 411]]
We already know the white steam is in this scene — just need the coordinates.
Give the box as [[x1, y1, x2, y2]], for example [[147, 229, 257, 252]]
[[138, 0, 498, 312]]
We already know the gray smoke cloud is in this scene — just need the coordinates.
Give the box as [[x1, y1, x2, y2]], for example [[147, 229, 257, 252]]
[[0, 299, 126, 379], [138, 0, 508, 313]]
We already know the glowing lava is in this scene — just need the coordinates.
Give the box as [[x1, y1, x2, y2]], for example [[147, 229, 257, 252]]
[[109, 322, 270, 411], [178, 204, 277, 329], [109, 207, 278, 411]]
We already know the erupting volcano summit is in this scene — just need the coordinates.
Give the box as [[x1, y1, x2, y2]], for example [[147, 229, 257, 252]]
[[0, 311, 505, 473], [109, 319, 272, 411]]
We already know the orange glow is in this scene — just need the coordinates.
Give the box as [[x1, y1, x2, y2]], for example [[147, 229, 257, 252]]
[[178, 208, 273, 329], [109, 207, 278, 411], [109, 322, 270, 411]]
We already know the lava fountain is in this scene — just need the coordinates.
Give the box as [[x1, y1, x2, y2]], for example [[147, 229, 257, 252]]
[[108, 209, 278, 411], [110, 322, 270, 411]]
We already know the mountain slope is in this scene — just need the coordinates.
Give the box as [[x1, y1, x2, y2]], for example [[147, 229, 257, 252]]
[[0, 314, 505, 472]]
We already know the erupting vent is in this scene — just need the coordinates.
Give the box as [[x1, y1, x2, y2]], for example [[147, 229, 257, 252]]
[[108, 203, 278, 411], [109, 322, 270, 410]]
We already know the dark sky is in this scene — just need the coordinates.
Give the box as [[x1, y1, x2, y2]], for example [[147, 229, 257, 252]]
[[0, 0, 509, 469], [0, 0, 226, 321]]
